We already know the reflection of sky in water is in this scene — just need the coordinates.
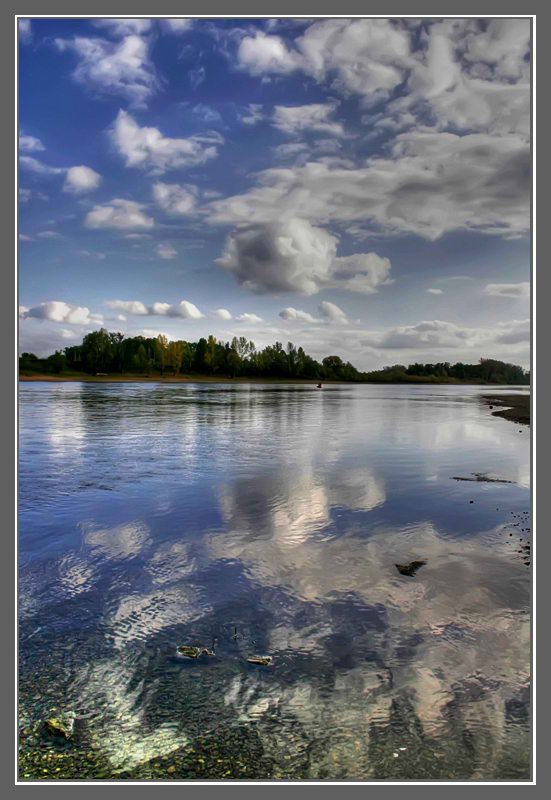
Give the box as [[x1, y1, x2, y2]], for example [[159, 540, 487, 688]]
[[19, 383, 530, 778]]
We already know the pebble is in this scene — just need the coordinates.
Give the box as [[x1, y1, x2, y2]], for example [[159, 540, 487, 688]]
[[167, 766, 175, 774]]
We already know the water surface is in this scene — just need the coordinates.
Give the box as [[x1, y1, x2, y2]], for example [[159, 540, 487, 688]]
[[19, 383, 531, 780]]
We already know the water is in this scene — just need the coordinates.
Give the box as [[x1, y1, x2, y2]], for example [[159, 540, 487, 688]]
[[18, 382, 531, 780]]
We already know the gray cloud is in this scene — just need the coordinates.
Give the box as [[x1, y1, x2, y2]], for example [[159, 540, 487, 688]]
[[484, 283, 529, 298], [215, 218, 392, 296]]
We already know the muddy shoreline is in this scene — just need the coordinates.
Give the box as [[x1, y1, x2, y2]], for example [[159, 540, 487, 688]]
[[482, 394, 530, 425]]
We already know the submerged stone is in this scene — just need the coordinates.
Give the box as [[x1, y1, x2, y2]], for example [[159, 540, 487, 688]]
[[395, 560, 427, 578], [44, 713, 75, 740]]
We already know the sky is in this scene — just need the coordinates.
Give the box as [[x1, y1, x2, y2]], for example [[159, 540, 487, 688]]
[[18, 17, 531, 369]]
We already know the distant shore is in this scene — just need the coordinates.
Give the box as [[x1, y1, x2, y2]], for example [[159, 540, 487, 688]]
[[19, 373, 526, 387], [483, 394, 530, 425], [19, 372, 530, 388]]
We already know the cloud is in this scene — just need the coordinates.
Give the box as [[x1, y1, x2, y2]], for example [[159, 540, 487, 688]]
[[236, 20, 529, 139], [279, 307, 316, 323], [152, 182, 199, 215], [237, 20, 410, 100], [318, 301, 348, 325], [110, 110, 219, 173], [484, 282, 529, 298], [84, 198, 155, 230], [19, 234, 34, 241], [92, 19, 153, 37], [427, 288, 443, 295], [19, 156, 64, 175], [272, 142, 309, 160], [207, 130, 529, 240], [36, 231, 62, 238], [190, 67, 206, 89], [19, 133, 45, 152], [360, 319, 498, 351], [495, 318, 530, 345], [54, 34, 159, 107], [20, 301, 103, 325], [240, 104, 266, 126], [161, 19, 194, 35], [19, 19, 32, 44], [105, 299, 204, 319], [215, 217, 392, 296], [193, 104, 222, 123], [272, 103, 345, 136], [19, 187, 48, 203], [20, 157, 101, 194], [156, 243, 177, 259], [236, 313, 264, 323], [213, 308, 232, 320], [63, 165, 102, 193], [105, 300, 148, 315], [123, 233, 151, 240]]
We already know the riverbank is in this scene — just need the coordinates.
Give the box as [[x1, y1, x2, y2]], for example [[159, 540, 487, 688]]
[[483, 394, 530, 425], [19, 373, 522, 386]]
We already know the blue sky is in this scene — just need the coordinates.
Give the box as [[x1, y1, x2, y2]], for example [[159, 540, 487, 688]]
[[18, 17, 530, 368]]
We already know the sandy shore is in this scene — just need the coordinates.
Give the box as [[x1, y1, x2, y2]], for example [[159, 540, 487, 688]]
[[482, 394, 530, 425]]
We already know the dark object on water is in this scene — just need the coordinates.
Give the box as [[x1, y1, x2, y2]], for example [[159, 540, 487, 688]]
[[395, 560, 427, 578], [317, 383, 322, 389], [469, 501, 473, 504], [45, 714, 75, 740], [233, 627, 238, 640], [177, 644, 216, 658], [451, 474, 514, 484], [489, 405, 493, 409], [247, 655, 272, 666]]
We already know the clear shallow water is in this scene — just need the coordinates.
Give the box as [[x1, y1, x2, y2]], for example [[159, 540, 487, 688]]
[[19, 383, 531, 780]]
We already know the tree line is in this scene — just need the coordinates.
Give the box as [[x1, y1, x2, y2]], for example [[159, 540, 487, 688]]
[[19, 328, 530, 385]]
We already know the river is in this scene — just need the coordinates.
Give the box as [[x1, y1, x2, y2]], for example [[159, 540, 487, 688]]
[[18, 382, 531, 780]]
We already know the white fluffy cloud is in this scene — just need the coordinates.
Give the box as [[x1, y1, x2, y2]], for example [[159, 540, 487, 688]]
[[318, 301, 348, 325], [152, 182, 199, 215], [84, 199, 155, 230], [213, 309, 232, 320], [484, 283, 530, 298], [236, 20, 530, 140], [110, 110, 220, 173], [20, 301, 103, 325], [63, 165, 102, 193], [105, 299, 204, 319], [427, 288, 443, 295], [156, 243, 177, 260], [20, 157, 101, 194], [237, 20, 410, 100], [54, 34, 159, 107], [161, 19, 194, 35], [236, 313, 264, 323], [272, 103, 344, 136], [215, 217, 392, 296], [279, 307, 316, 323], [19, 133, 45, 152], [208, 130, 529, 240]]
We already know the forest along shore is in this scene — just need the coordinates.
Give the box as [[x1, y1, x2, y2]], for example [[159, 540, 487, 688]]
[[483, 394, 530, 425]]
